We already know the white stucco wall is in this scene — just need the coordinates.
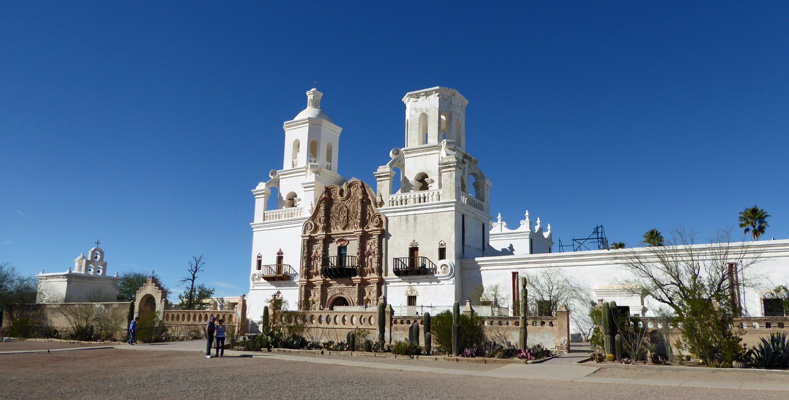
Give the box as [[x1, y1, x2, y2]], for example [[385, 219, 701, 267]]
[[37, 272, 120, 303], [462, 239, 789, 334]]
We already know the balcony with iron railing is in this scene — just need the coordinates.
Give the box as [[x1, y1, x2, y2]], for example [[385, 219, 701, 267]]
[[392, 256, 437, 277], [260, 264, 297, 282], [320, 256, 358, 279]]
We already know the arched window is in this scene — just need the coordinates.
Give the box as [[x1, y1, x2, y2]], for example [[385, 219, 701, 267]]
[[292, 140, 300, 168], [284, 192, 298, 208], [414, 172, 429, 191], [470, 175, 480, 200], [418, 113, 428, 145], [267, 187, 280, 210], [256, 254, 262, 271], [326, 143, 333, 170], [392, 165, 403, 194], [440, 114, 448, 141], [309, 140, 318, 163], [438, 240, 446, 260]]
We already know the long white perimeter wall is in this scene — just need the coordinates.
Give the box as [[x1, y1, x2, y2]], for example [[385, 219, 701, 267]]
[[462, 239, 789, 331]]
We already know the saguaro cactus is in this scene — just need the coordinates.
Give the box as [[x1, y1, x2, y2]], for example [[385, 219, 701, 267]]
[[602, 301, 619, 356], [347, 332, 356, 351], [452, 301, 461, 356], [262, 306, 270, 332], [412, 322, 420, 346], [614, 333, 622, 362], [518, 277, 528, 350], [377, 297, 386, 345], [423, 312, 432, 355]]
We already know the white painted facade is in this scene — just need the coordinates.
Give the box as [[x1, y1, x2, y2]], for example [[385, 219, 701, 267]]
[[245, 86, 789, 333], [247, 88, 345, 322], [37, 245, 120, 303]]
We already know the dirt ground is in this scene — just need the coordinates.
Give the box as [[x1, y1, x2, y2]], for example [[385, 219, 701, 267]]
[[1, 344, 787, 400]]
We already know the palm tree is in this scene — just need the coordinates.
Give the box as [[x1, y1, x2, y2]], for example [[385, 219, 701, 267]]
[[610, 242, 626, 249], [739, 205, 770, 241], [643, 229, 664, 246]]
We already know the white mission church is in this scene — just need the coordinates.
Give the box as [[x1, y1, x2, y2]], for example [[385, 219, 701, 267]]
[[245, 86, 789, 333]]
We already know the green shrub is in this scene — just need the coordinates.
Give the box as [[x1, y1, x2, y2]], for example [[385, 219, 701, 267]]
[[431, 310, 484, 354], [392, 340, 422, 356], [137, 312, 167, 343], [9, 317, 37, 338], [70, 324, 95, 341], [676, 298, 747, 367], [280, 333, 307, 349]]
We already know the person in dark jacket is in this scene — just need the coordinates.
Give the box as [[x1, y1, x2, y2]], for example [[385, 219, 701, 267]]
[[214, 319, 226, 357], [128, 317, 139, 345], [205, 316, 216, 358]]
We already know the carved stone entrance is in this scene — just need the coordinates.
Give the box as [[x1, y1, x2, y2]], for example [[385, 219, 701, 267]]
[[299, 181, 386, 310]]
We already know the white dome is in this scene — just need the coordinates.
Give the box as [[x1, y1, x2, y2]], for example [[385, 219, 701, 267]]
[[294, 107, 332, 122]]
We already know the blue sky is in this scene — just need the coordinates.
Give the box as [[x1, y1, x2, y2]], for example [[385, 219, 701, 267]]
[[2, 2, 788, 299]]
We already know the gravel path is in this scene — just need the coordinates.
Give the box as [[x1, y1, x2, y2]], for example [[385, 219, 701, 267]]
[[1, 347, 787, 400]]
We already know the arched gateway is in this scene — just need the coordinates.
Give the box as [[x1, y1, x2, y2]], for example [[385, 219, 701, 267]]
[[299, 180, 386, 311]]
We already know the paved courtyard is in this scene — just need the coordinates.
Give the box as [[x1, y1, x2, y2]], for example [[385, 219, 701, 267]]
[[1, 340, 788, 399]]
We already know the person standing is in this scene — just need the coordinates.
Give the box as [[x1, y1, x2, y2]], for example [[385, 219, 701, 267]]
[[214, 319, 226, 357], [128, 317, 139, 345], [205, 316, 216, 358]]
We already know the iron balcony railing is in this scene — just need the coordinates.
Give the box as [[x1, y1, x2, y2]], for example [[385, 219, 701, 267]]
[[260, 264, 297, 281], [392, 256, 437, 277], [321, 256, 358, 279]]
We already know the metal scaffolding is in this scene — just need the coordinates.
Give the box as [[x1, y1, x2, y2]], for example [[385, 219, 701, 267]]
[[558, 225, 609, 252]]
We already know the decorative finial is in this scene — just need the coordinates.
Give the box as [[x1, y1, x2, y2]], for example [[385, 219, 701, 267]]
[[313, 80, 318, 89], [497, 213, 502, 224]]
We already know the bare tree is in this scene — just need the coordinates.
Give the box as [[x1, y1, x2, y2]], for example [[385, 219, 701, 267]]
[[617, 229, 761, 314], [180, 255, 206, 310], [471, 283, 509, 314], [524, 268, 594, 339], [0, 263, 37, 322], [617, 228, 762, 366]]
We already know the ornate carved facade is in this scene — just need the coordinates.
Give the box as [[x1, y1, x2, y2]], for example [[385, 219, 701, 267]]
[[299, 180, 386, 310]]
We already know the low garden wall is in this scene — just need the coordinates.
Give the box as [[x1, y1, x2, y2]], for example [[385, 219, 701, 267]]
[[162, 309, 246, 339], [1, 302, 131, 339], [260, 302, 570, 351], [634, 315, 789, 351], [271, 310, 384, 344]]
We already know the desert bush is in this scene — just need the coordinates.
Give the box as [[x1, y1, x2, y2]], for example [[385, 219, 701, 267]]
[[137, 312, 167, 343], [280, 333, 307, 349], [392, 340, 422, 356], [431, 310, 484, 354]]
